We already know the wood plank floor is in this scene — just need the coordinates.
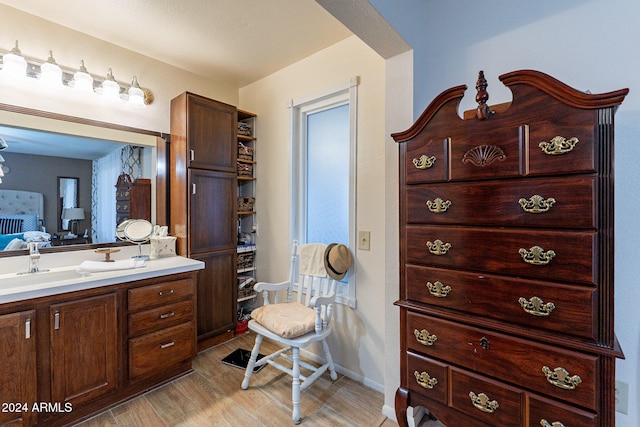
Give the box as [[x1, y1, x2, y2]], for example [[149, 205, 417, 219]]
[[73, 332, 402, 426]]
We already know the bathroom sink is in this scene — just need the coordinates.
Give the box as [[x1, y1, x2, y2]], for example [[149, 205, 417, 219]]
[[0, 269, 91, 290]]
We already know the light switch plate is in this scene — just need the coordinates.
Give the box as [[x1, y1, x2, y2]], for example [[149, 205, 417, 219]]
[[358, 230, 370, 251], [616, 380, 629, 414]]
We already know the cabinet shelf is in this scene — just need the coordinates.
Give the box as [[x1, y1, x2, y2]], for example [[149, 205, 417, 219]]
[[238, 134, 256, 142], [238, 211, 256, 215], [238, 176, 256, 181]]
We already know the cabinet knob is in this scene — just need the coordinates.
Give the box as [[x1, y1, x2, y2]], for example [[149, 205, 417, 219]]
[[25, 318, 31, 339], [158, 289, 175, 296], [542, 366, 582, 390], [539, 136, 579, 155], [413, 371, 438, 389], [540, 420, 566, 427], [159, 341, 175, 349], [159, 311, 175, 319], [469, 391, 499, 413], [412, 154, 436, 170]]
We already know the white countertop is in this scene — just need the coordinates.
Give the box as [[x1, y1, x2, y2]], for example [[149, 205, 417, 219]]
[[0, 245, 204, 304]]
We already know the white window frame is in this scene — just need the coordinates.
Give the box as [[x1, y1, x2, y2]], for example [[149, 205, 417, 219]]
[[288, 77, 359, 308]]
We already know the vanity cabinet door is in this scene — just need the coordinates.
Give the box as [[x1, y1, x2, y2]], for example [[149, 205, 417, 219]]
[[50, 293, 118, 408], [0, 310, 37, 427], [185, 93, 236, 172]]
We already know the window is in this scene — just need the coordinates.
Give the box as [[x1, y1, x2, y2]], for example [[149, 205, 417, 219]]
[[290, 77, 358, 307]]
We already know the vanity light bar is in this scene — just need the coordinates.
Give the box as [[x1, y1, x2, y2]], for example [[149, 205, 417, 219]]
[[0, 41, 154, 106]]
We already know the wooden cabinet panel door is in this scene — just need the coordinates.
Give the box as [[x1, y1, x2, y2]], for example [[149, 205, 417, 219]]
[[193, 250, 236, 341], [186, 94, 236, 172], [189, 169, 237, 254], [0, 310, 36, 427], [50, 293, 118, 407]]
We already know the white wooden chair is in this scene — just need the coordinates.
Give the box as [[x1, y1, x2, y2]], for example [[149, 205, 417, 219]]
[[241, 240, 350, 424]]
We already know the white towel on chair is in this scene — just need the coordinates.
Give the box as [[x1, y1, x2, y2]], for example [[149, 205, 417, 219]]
[[299, 243, 327, 277]]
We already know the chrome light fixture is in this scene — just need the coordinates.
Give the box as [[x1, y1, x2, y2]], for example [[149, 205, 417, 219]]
[[100, 68, 121, 102], [39, 50, 63, 89], [0, 40, 153, 106], [71, 60, 94, 95], [1, 41, 28, 81]]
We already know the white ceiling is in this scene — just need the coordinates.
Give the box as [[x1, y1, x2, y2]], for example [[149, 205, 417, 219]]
[[0, 0, 353, 87], [0, 0, 356, 158]]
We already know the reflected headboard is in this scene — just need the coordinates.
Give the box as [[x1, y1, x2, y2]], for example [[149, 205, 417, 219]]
[[0, 189, 44, 230]]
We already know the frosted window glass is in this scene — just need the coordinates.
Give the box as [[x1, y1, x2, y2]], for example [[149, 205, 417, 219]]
[[306, 104, 349, 247]]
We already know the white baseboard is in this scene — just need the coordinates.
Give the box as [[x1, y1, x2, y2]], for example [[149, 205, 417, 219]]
[[382, 404, 396, 421]]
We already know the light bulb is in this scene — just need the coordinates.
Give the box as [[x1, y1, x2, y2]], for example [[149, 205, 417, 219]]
[[127, 76, 145, 107], [72, 60, 94, 95], [39, 50, 63, 89], [101, 68, 121, 102], [1, 41, 28, 81]]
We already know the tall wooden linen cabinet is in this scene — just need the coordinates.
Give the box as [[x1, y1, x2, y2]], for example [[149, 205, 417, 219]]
[[170, 92, 238, 351], [392, 70, 628, 426]]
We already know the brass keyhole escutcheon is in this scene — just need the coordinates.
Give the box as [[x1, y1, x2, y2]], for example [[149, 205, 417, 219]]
[[480, 337, 490, 350]]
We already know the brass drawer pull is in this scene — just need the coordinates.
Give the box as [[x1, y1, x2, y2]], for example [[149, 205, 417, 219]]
[[413, 154, 436, 170], [414, 371, 438, 389], [519, 246, 555, 265], [159, 341, 176, 349], [518, 296, 555, 317], [414, 329, 437, 346], [541, 420, 565, 427], [426, 198, 451, 213], [426, 281, 451, 297], [518, 195, 556, 213], [159, 311, 175, 319], [539, 136, 579, 155], [469, 391, 499, 413], [158, 289, 175, 296], [542, 366, 582, 390], [426, 239, 451, 255]]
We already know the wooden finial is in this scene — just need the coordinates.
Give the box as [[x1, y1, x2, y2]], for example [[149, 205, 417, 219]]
[[475, 70, 493, 120]]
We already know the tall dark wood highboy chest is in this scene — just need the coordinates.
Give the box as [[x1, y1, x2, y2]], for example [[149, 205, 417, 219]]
[[392, 70, 628, 426]]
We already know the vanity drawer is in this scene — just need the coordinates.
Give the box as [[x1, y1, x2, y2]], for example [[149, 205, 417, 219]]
[[405, 176, 595, 229], [406, 311, 598, 410], [128, 278, 193, 310], [128, 299, 193, 337], [529, 394, 598, 427], [450, 367, 523, 426], [407, 351, 448, 405], [128, 321, 195, 380], [405, 225, 596, 285], [405, 264, 597, 340]]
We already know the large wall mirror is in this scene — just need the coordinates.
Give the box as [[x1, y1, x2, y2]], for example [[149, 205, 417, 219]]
[[0, 105, 164, 257]]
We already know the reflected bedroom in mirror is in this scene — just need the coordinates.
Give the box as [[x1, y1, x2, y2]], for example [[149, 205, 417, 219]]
[[0, 111, 157, 255]]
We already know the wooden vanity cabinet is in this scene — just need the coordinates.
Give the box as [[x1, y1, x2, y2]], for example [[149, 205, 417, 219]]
[[170, 92, 238, 351], [0, 271, 198, 427], [49, 293, 118, 408], [0, 310, 37, 427], [393, 70, 628, 426]]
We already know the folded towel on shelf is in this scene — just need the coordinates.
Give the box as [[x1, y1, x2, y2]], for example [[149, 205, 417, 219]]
[[299, 243, 328, 277], [76, 258, 146, 273]]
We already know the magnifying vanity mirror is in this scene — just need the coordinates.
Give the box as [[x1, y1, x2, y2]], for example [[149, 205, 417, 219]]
[[0, 105, 164, 257]]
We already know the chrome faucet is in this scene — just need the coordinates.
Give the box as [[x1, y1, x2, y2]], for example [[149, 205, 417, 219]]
[[27, 241, 41, 273]]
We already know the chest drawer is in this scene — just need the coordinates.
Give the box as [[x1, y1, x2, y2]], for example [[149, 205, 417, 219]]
[[129, 321, 195, 380], [405, 225, 595, 285], [405, 176, 596, 229], [407, 351, 448, 405], [406, 311, 598, 410], [529, 395, 598, 427], [128, 278, 193, 310], [128, 299, 194, 337], [450, 366, 523, 426], [405, 265, 597, 340]]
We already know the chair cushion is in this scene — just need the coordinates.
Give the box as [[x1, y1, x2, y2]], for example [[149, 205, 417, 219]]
[[251, 302, 316, 338]]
